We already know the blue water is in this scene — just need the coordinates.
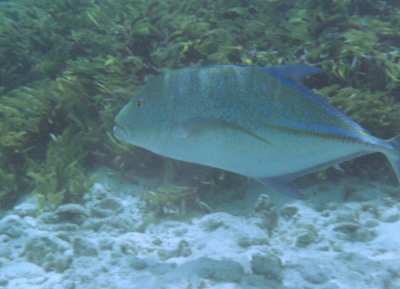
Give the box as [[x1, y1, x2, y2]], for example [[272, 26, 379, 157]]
[[0, 1, 399, 289]]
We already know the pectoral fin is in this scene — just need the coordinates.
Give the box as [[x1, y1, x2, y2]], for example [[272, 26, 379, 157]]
[[176, 117, 272, 146]]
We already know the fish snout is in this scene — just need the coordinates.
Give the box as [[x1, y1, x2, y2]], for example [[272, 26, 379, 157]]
[[113, 124, 129, 141]]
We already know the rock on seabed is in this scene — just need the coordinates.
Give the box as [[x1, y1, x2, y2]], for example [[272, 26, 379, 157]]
[[0, 172, 399, 289]]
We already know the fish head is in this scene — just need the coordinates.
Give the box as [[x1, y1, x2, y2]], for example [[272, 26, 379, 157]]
[[113, 92, 170, 151]]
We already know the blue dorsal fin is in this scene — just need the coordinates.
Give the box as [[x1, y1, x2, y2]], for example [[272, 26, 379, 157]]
[[266, 64, 322, 82]]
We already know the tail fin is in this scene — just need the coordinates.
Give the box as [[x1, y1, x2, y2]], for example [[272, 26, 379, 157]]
[[385, 135, 400, 184]]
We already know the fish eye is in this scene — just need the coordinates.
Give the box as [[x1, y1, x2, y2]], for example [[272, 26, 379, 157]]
[[136, 99, 144, 108]]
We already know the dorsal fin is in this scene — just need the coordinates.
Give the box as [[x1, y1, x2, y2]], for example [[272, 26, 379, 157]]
[[266, 64, 322, 82]]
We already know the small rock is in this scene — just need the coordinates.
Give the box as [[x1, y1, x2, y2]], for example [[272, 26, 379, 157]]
[[296, 226, 318, 248], [201, 218, 226, 232], [52, 253, 73, 273], [300, 265, 329, 284], [0, 215, 26, 238], [0, 243, 11, 258], [296, 233, 317, 248], [173, 228, 188, 237], [149, 262, 177, 275], [159, 239, 192, 260], [237, 236, 268, 248], [254, 194, 273, 212], [73, 237, 98, 257], [281, 206, 299, 219], [100, 215, 139, 232], [178, 240, 192, 257], [364, 219, 379, 228], [326, 202, 338, 211], [89, 207, 110, 218], [91, 183, 109, 200], [361, 203, 381, 218], [386, 278, 400, 289], [321, 210, 331, 218], [129, 257, 147, 270], [333, 222, 376, 242], [39, 212, 58, 224], [23, 216, 38, 227], [54, 224, 80, 232], [152, 238, 162, 246], [63, 281, 77, 289], [113, 237, 140, 255], [321, 282, 341, 289], [0, 278, 8, 287], [254, 194, 278, 233], [0, 257, 9, 267], [24, 234, 72, 272], [98, 238, 114, 250], [55, 204, 88, 225], [333, 222, 360, 234], [82, 219, 103, 231], [193, 258, 244, 283], [380, 209, 400, 223], [96, 197, 123, 212], [0, 235, 9, 243], [0, 261, 45, 279], [90, 198, 124, 218], [251, 253, 283, 281], [14, 198, 38, 217], [243, 275, 281, 289]]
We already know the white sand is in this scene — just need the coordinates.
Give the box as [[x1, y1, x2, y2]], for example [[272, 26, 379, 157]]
[[0, 167, 399, 289]]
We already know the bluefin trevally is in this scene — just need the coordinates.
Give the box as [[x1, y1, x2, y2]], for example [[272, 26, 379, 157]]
[[114, 65, 400, 192]]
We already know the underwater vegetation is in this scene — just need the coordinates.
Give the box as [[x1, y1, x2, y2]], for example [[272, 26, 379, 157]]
[[0, 0, 399, 209], [139, 185, 204, 218]]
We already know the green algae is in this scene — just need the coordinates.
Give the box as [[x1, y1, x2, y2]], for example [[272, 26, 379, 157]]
[[0, 0, 399, 208], [139, 185, 199, 217], [27, 128, 95, 209]]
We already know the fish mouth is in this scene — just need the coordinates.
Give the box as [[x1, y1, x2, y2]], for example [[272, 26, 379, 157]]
[[113, 124, 129, 141]]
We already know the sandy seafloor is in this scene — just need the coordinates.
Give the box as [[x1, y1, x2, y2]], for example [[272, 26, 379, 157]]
[[1, 167, 400, 289]]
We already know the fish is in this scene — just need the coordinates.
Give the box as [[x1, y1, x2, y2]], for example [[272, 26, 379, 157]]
[[114, 64, 400, 193]]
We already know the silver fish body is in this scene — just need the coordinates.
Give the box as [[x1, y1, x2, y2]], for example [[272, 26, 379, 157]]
[[114, 65, 400, 185]]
